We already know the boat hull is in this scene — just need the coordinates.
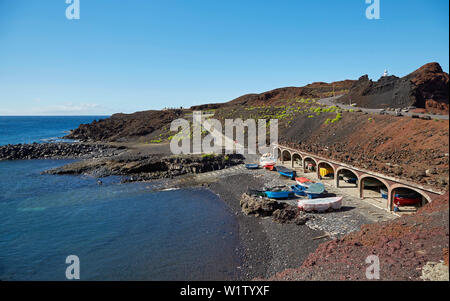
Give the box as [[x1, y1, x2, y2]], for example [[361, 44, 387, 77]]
[[276, 166, 296, 179], [265, 191, 295, 199], [298, 197, 343, 212], [291, 185, 306, 196], [245, 164, 259, 170], [394, 196, 421, 206]]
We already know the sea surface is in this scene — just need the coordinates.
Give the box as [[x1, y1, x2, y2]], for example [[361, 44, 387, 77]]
[[0, 116, 108, 146], [0, 117, 241, 280]]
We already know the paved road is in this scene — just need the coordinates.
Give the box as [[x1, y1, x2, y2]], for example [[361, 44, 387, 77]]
[[317, 96, 449, 120]]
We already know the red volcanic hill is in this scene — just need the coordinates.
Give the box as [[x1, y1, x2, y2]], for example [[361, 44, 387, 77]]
[[339, 62, 449, 114], [190, 80, 354, 110]]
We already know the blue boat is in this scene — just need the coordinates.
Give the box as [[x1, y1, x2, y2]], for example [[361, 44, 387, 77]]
[[276, 166, 296, 179], [344, 177, 357, 184], [291, 185, 307, 196], [264, 190, 295, 200], [245, 164, 259, 170], [304, 183, 326, 199]]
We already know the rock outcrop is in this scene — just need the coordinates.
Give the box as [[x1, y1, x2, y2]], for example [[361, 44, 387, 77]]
[[339, 62, 449, 114], [65, 109, 185, 142], [0, 143, 121, 161], [240, 193, 309, 225], [44, 153, 245, 181]]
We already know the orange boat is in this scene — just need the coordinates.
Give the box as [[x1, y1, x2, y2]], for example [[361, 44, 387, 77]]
[[295, 177, 314, 187]]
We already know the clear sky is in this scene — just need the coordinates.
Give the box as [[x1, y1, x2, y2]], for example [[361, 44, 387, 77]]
[[0, 0, 448, 115]]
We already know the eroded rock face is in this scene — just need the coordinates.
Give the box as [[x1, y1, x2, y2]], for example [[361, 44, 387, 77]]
[[339, 62, 449, 114]]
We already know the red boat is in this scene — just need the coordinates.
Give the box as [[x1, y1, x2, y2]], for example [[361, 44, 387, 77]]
[[394, 196, 421, 206], [264, 164, 276, 171]]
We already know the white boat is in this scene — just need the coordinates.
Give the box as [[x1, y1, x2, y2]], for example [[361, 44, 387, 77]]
[[297, 197, 343, 212], [260, 153, 276, 166]]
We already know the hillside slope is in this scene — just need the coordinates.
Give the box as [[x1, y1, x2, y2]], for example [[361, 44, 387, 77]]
[[280, 111, 449, 191]]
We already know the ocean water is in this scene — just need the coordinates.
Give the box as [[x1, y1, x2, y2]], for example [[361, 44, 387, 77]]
[[0, 117, 241, 280], [0, 116, 108, 146]]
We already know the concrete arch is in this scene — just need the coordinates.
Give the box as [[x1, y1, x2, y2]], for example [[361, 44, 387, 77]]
[[281, 149, 292, 164], [292, 153, 303, 169], [303, 156, 317, 173], [317, 161, 335, 179], [359, 175, 390, 208], [359, 175, 390, 192], [389, 184, 432, 210], [335, 167, 359, 188]]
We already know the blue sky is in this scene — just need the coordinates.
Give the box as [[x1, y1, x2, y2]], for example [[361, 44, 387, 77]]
[[0, 0, 448, 115]]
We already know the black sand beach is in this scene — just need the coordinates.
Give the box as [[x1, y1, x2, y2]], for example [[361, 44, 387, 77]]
[[208, 173, 326, 280]]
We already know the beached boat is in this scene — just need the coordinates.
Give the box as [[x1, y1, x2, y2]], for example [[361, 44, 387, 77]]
[[264, 190, 295, 199], [319, 167, 334, 178], [259, 153, 276, 166], [276, 166, 296, 179], [298, 197, 343, 212], [291, 184, 307, 196], [245, 164, 259, 169], [344, 177, 357, 184], [295, 177, 314, 188], [394, 196, 421, 206], [380, 188, 388, 199], [264, 164, 276, 171], [247, 189, 266, 197], [393, 190, 422, 206], [304, 183, 326, 199]]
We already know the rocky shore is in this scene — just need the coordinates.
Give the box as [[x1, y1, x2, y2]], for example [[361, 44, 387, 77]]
[[44, 152, 245, 181], [0, 142, 123, 161]]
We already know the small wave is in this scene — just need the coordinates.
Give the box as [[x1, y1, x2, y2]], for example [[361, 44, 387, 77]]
[[160, 188, 180, 191], [18, 207, 46, 212]]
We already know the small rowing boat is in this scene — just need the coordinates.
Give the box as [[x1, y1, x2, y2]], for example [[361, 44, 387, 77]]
[[264, 190, 295, 199], [276, 166, 296, 179], [295, 177, 314, 188], [263, 163, 276, 171], [298, 197, 343, 212], [259, 153, 276, 166], [245, 164, 259, 170], [291, 184, 306, 196], [247, 189, 266, 197], [304, 183, 326, 199]]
